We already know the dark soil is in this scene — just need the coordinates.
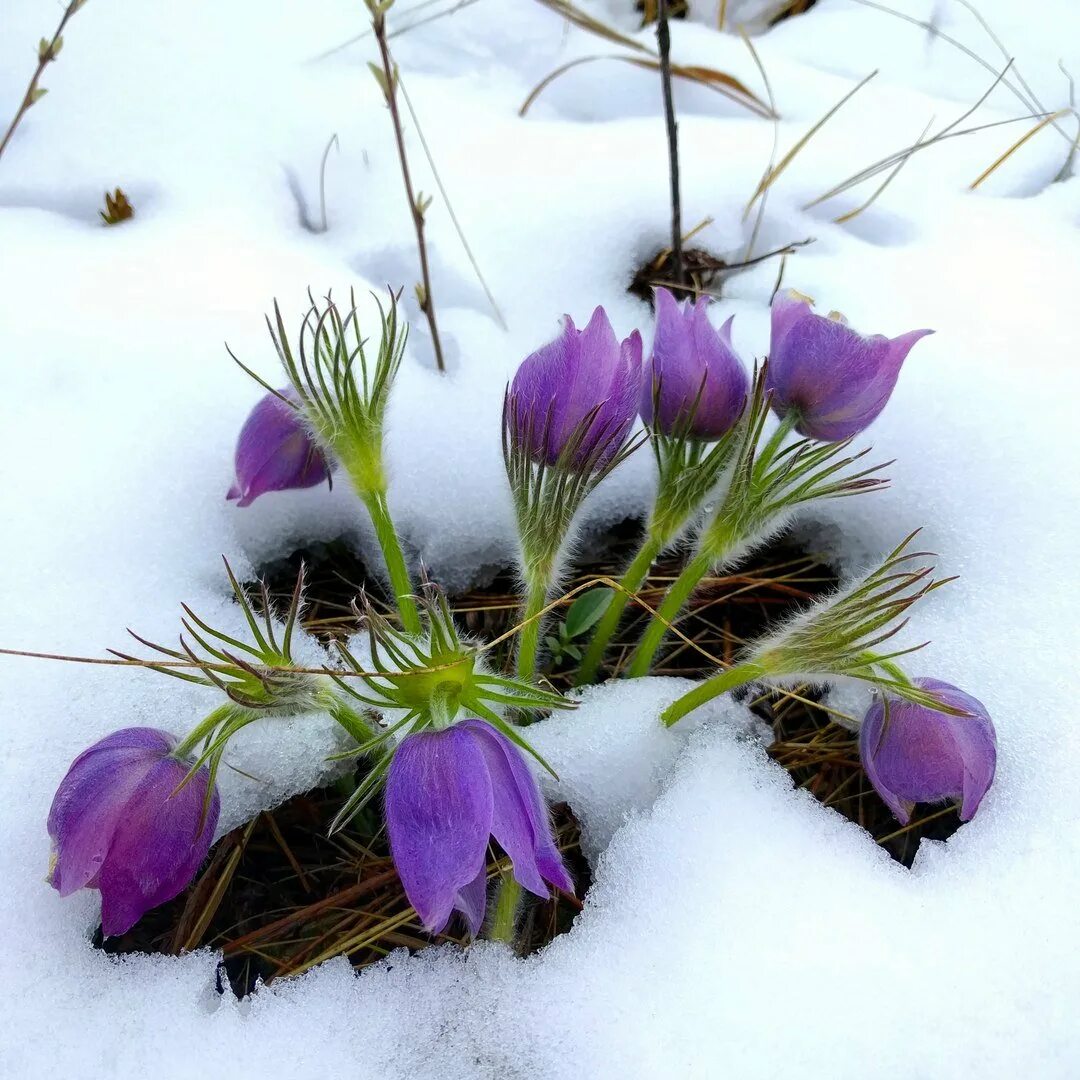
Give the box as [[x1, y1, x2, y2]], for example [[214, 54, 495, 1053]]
[[101, 519, 962, 994]]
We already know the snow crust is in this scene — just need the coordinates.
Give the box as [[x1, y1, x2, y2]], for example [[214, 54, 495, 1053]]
[[1, 0, 1078, 1076]]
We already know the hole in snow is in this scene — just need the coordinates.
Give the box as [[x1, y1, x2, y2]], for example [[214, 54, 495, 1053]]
[[97, 522, 965, 985]]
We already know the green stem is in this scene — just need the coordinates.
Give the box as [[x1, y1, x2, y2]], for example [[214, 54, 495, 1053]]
[[627, 548, 714, 678], [576, 534, 663, 686], [516, 571, 549, 681], [488, 871, 522, 944], [361, 488, 420, 634], [659, 661, 767, 727], [172, 703, 242, 760]]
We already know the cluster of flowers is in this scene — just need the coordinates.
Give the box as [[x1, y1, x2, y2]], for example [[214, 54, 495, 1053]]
[[47, 286, 996, 944]]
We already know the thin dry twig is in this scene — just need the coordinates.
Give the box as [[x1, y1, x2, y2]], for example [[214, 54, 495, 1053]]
[[656, 0, 684, 287], [369, 2, 446, 372], [0, 0, 87, 165]]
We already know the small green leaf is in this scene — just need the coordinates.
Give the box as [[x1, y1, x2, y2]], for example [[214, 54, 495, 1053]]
[[367, 61, 390, 98], [564, 588, 614, 639], [564, 644, 582, 661], [28, 86, 48, 105], [544, 635, 563, 656], [38, 38, 51, 61]]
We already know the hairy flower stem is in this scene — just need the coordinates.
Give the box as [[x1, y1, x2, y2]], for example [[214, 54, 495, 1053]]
[[627, 547, 714, 677], [659, 660, 767, 727], [172, 703, 243, 761], [371, 7, 446, 373], [575, 534, 663, 685], [489, 872, 522, 944], [516, 572, 550, 680], [360, 488, 421, 634]]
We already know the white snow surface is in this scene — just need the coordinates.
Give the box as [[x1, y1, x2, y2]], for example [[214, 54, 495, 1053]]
[[1, 0, 1079, 1076]]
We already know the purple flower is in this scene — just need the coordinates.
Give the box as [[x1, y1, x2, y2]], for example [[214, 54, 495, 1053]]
[[641, 288, 748, 440], [226, 388, 331, 507], [509, 307, 643, 471], [385, 719, 573, 936], [859, 678, 996, 825], [767, 290, 933, 441], [47, 727, 220, 936]]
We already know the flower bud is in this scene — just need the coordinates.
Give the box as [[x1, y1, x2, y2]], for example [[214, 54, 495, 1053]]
[[641, 288, 748, 440], [767, 290, 933, 441], [385, 719, 572, 935], [47, 727, 220, 935], [859, 678, 996, 825], [508, 307, 642, 472], [226, 388, 331, 507]]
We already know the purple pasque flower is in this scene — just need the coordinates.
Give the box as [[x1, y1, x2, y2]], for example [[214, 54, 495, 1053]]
[[385, 718, 573, 936], [226, 387, 331, 507], [859, 678, 996, 825], [509, 306, 643, 471], [641, 287, 748, 440], [767, 290, 933, 441], [47, 727, 220, 936]]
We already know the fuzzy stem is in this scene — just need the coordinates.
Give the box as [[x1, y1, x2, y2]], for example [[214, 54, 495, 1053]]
[[515, 571, 549, 681], [372, 8, 446, 373], [361, 488, 420, 634], [575, 534, 663, 686], [172, 703, 242, 760], [660, 661, 768, 727], [656, 0, 684, 287], [627, 547, 713, 678], [488, 872, 522, 944]]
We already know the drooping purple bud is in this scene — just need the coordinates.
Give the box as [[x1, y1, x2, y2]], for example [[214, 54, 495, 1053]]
[[859, 678, 996, 825], [226, 388, 331, 507], [767, 290, 933, 442], [47, 727, 220, 936], [385, 719, 573, 936], [641, 288, 748, 440], [509, 307, 643, 472]]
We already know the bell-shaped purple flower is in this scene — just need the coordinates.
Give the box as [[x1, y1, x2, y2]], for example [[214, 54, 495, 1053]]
[[859, 678, 996, 825], [509, 307, 643, 471], [226, 388, 331, 507], [767, 290, 933, 441], [385, 718, 573, 936], [641, 288, 748, 440], [47, 727, 220, 936]]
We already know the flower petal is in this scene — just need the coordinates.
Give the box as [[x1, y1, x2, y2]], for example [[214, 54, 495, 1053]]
[[455, 867, 489, 937], [385, 727, 494, 935], [462, 720, 573, 897], [97, 757, 218, 936], [47, 728, 172, 897]]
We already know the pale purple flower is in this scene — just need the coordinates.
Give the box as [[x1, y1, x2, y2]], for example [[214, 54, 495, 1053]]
[[641, 288, 748, 440], [47, 727, 220, 936], [859, 678, 996, 825], [385, 719, 573, 935], [509, 307, 643, 471], [226, 388, 331, 507], [767, 290, 933, 441]]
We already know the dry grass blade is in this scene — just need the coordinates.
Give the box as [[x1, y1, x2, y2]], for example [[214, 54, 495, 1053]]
[[533, 0, 653, 53], [519, 53, 774, 119], [743, 69, 878, 217], [832, 118, 933, 224], [969, 108, 1070, 189]]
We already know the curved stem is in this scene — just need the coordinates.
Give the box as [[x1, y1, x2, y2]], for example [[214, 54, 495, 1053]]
[[660, 661, 767, 727], [515, 573, 549, 681], [627, 548, 714, 678], [488, 871, 522, 944], [172, 703, 243, 760], [575, 535, 663, 686], [361, 489, 420, 634]]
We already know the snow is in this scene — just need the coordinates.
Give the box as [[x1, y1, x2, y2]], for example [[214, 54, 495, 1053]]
[[1, 0, 1079, 1076]]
